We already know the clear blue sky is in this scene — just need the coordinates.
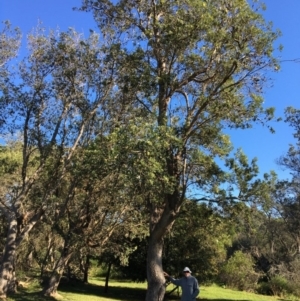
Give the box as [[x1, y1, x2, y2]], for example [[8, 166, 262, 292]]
[[1, 0, 300, 180]]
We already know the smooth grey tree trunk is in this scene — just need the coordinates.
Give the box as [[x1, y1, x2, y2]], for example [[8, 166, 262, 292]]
[[145, 235, 166, 301], [145, 203, 178, 301]]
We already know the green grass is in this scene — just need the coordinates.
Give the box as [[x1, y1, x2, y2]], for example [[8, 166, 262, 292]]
[[6, 278, 298, 301], [198, 285, 295, 301]]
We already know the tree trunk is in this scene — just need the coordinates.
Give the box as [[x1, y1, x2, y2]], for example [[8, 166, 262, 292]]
[[40, 238, 54, 279], [0, 214, 17, 299], [27, 250, 33, 268], [145, 235, 166, 301], [104, 262, 112, 293], [83, 255, 90, 284], [145, 193, 180, 301], [7, 270, 17, 294], [42, 244, 73, 297], [0, 207, 44, 299]]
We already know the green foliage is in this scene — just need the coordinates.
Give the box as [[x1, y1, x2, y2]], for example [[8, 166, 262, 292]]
[[257, 275, 296, 297], [79, 0, 281, 209], [114, 238, 148, 282], [278, 107, 300, 179], [164, 202, 232, 283], [0, 145, 22, 176], [219, 250, 260, 291], [0, 20, 21, 78]]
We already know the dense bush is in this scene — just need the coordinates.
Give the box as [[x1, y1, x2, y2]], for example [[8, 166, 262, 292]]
[[258, 275, 300, 298], [219, 251, 260, 291]]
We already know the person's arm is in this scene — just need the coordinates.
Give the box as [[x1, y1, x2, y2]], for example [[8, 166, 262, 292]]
[[163, 272, 181, 286], [169, 277, 181, 286], [191, 278, 200, 299]]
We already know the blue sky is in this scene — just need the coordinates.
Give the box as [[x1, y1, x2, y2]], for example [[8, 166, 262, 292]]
[[1, 0, 300, 180]]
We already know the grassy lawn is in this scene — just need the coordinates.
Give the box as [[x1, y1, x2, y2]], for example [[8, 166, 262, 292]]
[[6, 278, 297, 301]]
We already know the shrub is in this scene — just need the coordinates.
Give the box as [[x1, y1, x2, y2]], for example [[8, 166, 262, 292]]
[[257, 260, 300, 298], [258, 275, 300, 298], [269, 276, 289, 296], [219, 251, 260, 291]]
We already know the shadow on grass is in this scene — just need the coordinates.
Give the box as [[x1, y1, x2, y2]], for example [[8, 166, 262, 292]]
[[8, 287, 56, 301], [58, 281, 147, 301]]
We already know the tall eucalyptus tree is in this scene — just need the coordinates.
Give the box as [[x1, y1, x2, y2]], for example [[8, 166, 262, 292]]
[[80, 0, 280, 300]]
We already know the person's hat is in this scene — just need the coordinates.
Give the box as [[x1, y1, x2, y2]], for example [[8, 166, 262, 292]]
[[183, 267, 191, 273]]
